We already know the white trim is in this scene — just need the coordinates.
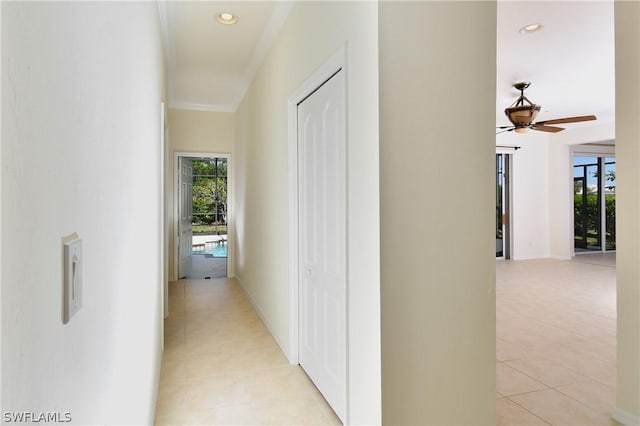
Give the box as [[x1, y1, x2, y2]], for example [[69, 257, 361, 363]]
[[235, 276, 288, 356], [156, 1, 175, 113], [569, 147, 576, 257], [287, 45, 348, 420], [286, 97, 300, 365], [612, 408, 640, 426], [231, 1, 295, 110], [160, 103, 168, 322], [600, 157, 606, 252], [570, 147, 617, 256], [157, 1, 229, 114], [507, 154, 514, 259], [169, 101, 235, 113], [495, 153, 513, 260], [173, 151, 234, 279], [572, 139, 616, 157], [288, 46, 346, 364]]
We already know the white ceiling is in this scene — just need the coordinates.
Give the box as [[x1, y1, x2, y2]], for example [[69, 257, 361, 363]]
[[497, 1, 615, 129], [160, 1, 616, 126], [158, 1, 293, 111]]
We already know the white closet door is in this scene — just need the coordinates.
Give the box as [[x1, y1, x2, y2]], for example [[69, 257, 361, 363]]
[[298, 69, 347, 423]]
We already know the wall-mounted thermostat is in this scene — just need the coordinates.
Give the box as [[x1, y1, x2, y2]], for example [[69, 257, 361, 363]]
[[63, 234, 83, 324]]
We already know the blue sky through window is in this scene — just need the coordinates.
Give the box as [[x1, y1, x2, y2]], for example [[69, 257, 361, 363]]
[[573, 156, 616, 192]]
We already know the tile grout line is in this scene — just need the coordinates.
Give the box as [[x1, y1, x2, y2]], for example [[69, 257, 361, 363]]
[[158, 283, 342, 424], [497, 256, 617, 426], [504, 395, 552, 425], [551, 383, 617, 416]]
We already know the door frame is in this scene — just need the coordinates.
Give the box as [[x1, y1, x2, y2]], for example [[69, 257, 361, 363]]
[[495, 149, 513, 259], [570, 144, 616, 255], [160, 103, 168, 321], [287, 46, 346, 364], [287, 46, 348, 419], [173, 151, 233, 279]]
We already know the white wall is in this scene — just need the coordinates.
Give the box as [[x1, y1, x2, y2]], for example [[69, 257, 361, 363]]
[[233, 2, 380, 423], [498, 122, 616, 260], [168, 109, 235, 153], [559, 128, 616, 259], [165, 109, 235, 281], [379, 2, 496, 424], [548, 140, 573, 259], [2, 3, 165, 423], [498, 131, 551, 259]]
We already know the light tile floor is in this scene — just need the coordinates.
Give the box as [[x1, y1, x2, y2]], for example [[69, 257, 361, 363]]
[[497, 254, 619, 426], [154, 278, 341, 425], [158, 255, 619, 425]]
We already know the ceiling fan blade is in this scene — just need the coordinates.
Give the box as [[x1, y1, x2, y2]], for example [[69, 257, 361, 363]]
[[496, 128, 515, 135], [496, 125, 514, 129], [536, 115, 597, 125], [532, 125, 564, 133]]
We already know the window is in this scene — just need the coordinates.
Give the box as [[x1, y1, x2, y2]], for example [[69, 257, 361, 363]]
[[192, 158, 228, 235]]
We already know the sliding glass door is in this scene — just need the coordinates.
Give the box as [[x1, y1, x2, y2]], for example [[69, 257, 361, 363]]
[[496, 154, 511, 258], [573, 156, 615, 253], [604, 157, 616, 251]]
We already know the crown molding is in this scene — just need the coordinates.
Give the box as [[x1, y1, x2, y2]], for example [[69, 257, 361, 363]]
[[231, 0, 295, 110], [158, 0, 293, 113], [169, 101, 235, 113], [157, 0, 175, 102]]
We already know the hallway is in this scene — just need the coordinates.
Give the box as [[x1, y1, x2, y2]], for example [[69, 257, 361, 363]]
[[154, 278, 340, 425]]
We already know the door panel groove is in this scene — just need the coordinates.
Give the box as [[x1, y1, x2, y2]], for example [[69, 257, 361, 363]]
[[297, 69, 347, 422]]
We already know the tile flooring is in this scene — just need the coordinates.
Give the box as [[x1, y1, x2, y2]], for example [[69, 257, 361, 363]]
[[156, 254, 618, 425], [154, 278, 340, 425], [496, 254, 618, 425]]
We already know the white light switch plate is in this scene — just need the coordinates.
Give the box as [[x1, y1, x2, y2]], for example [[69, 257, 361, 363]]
[[63, 235, 82, 324]]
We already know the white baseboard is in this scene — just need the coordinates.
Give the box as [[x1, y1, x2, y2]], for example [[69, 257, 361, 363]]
[[233, 276, 291, 363], [612, 408, 640, 426]]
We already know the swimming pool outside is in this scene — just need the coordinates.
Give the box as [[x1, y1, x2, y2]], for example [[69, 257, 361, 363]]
[[193, 242, 227, 257], [192, 235, 228, 258]]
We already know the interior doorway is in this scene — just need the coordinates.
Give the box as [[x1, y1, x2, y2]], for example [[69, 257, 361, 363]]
[[175, 153, 230, 279]]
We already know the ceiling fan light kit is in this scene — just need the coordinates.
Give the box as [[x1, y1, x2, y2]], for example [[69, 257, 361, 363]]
[[507, 105, 541, 130], [498, 81, 597, 135]]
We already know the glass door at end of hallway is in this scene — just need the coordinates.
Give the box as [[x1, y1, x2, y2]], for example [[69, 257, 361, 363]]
[[189, 156, 229, 279]]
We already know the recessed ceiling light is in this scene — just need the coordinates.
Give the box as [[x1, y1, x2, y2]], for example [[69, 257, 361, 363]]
[[216, 12, 238, 25], [519, 23, 543, 34]]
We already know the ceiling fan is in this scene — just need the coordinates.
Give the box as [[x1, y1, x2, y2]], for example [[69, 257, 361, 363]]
[[497, 82, 597, 134]]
